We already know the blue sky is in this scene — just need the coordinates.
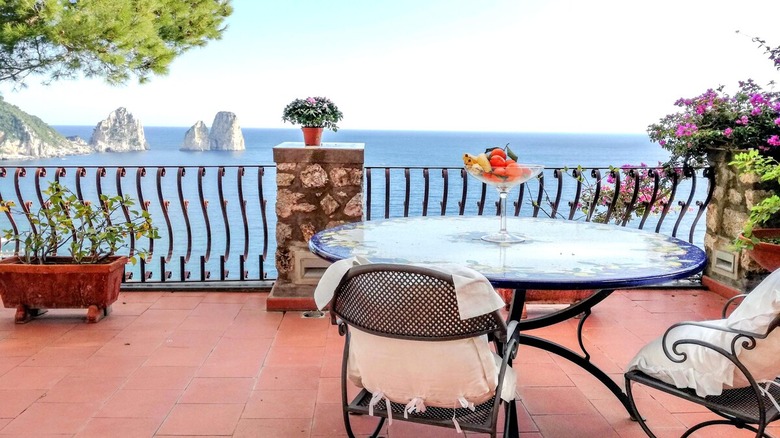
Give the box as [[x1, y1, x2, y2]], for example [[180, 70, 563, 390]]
[[1, 0, 779, 133]]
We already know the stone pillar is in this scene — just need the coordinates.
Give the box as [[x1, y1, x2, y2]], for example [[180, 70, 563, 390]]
[[267, 142, 364, 311], [704, 150, 769, 292]]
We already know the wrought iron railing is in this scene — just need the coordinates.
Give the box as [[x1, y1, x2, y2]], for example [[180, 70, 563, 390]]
[[0, 164, 712, 288], [365, 165, 713, 245], [0, 165, 273, 287]]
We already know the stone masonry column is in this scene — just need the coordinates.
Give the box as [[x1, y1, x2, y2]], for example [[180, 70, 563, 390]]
[[267, 142, 364, 311], [704, 151, 769, 292]]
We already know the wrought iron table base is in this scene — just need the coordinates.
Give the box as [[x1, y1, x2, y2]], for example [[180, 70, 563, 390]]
[[505, 288, 635, 418]]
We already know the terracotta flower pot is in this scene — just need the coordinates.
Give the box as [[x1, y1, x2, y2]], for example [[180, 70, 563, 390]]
[[743, 228, 780, 272], [301, 127, 324, 146], [0, 256, 127, 323]]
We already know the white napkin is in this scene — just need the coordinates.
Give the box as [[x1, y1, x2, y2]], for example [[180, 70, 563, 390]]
[[422, 264, 506, 320], [314, 256, 370, 310]]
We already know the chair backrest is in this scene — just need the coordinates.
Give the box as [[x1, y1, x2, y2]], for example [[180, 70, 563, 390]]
[[331, 263, 505, 341]]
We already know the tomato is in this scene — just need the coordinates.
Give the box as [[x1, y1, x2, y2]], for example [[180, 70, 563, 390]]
[[505, 158, 516, 165], [492, 167, 508, 177], [482, 172, 503, 183], [490, 148, 507, 159], [514, 165, 532, 179], [505, 163, 523, 178], [489, 155, 507, 168]]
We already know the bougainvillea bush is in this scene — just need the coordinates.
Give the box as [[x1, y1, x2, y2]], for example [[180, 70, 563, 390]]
[[648, 80, 780, 168], [579, 164, 676, 225], [648, 36, 780, 168]]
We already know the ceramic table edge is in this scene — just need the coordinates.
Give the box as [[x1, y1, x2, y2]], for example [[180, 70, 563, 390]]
[[308, 216, 707, 290]]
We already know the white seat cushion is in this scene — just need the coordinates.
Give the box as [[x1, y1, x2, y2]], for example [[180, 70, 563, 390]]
[[627, 270, 780, 397], [347, 328, 517, 407]]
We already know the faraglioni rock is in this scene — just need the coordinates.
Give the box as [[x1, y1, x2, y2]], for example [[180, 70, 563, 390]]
[[208, 112, 245, 151], [89, 107, 150, 152], [180, 121, 210, 151], [0, 98, 91, 160]]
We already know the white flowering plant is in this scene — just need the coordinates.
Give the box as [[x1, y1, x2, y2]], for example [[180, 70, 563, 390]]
[[282, 96, 343, 131]]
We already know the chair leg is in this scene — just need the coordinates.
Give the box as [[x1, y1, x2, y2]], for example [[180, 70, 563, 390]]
[[343, 409, 385, 438], [503, 400, 519, 438], [342, 409, 356, 438], [369, 417, 386, 438], [680, 419, 748, 438], [625, 376, 657, 438]]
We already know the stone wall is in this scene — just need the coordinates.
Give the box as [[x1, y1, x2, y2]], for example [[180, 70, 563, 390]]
[[704, 150, 769, 290], [267, 142, 364, 310]]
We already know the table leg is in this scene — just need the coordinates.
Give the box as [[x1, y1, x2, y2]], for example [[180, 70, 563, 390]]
[[519, 333, 634, 417], [507, 289, 527, 323], [508, 288, 635, 418]]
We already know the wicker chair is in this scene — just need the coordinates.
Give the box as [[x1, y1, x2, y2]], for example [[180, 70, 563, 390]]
[[625, 294, 780, 438], [326, 263, 520, 438]]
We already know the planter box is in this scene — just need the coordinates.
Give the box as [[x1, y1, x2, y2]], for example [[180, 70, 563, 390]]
[[0, 256, 127, 323], [746, 228, 780, 272]]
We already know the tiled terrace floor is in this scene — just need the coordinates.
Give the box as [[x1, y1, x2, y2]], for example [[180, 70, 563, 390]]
[[0, 288, 777, 438]]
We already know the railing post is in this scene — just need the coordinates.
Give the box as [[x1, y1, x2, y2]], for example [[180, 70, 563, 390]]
[[704, 151, 765, 291], [268, 142, 365, 311]]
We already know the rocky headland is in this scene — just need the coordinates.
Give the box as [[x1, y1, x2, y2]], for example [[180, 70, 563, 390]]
[[89, 107, 149, 152], [181, 121, 210, 151], [180, 111, 245, 151], [0, 100, 150, 160], [0, 98, 92, 160]]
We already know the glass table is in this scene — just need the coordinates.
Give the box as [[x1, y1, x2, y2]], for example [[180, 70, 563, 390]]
[[309, 216, 708, 428]]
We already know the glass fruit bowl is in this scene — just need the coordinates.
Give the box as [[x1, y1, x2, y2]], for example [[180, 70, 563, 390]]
[[465, 163, 544, 243]]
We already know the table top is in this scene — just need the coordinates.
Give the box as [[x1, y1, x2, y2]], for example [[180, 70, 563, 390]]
[[309, 216, 707, 290]]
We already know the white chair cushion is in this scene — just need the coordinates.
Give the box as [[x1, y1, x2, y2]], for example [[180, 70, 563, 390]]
[[347, 328, 517, 407], [627, 270, 780, 397]]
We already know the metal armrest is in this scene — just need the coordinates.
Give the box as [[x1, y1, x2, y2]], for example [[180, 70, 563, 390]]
[[722, 293, 748, 318], [660, 321, 773, 404], [492, 320, 521, 405], [503, 320, 520, 359], [662, 320, 768, 362]]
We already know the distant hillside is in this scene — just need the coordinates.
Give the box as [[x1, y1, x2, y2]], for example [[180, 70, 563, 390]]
[[0, 97, 65, 143], [0, 97, 91, 160]]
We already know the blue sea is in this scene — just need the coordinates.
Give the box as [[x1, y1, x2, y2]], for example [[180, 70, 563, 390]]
[[2, 127, 680, 281], [40, 127, 671, 168]]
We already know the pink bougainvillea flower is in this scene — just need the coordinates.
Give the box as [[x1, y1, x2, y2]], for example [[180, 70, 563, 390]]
[[306, 97, 316, 104], [769, 135, 780, 147], [724, 128, 733, 137], [750, 93, 767, 106], [675, 123, 698, 137]]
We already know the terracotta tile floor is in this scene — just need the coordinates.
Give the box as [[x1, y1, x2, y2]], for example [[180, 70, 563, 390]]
[[0, 289, 778, 437]]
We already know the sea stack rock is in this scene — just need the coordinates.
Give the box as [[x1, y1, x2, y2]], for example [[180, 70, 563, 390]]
[[180, 121, 210, 151], [208, 112, 245, 151], [89, 107, 150, 152], [0, 98, 91, 160]]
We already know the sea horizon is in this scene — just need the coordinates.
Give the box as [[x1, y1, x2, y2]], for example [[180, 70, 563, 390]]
[[43, 127, 669, 169]]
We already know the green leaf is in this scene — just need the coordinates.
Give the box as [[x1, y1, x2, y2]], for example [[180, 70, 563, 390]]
[[505, 144, 518, 162]]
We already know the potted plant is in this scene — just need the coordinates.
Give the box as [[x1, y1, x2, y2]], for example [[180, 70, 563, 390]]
[[730, 149, 780, 271], [281, 96, 343, 146], [0, 181, 158, 323]]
